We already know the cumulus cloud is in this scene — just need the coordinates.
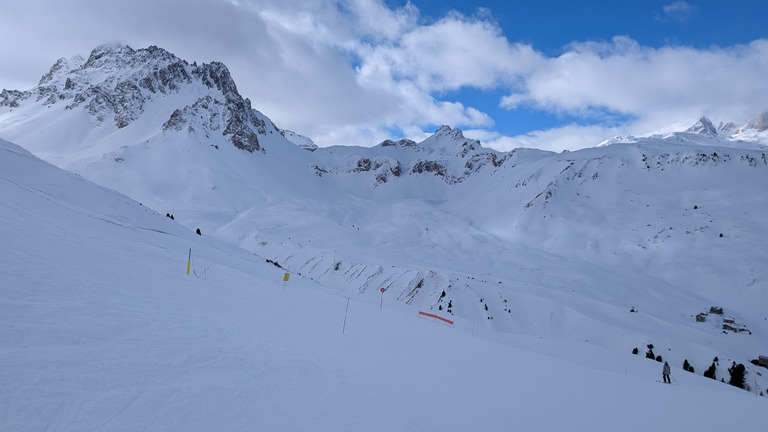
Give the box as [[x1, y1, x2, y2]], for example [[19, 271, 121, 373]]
[[357, 17, 540, 92], [468, 124, 625, 153], [1, 0, 766, 152], [656, 1, 695, 22], [249, 1, 521, 146], [501, 37, 768, 135]]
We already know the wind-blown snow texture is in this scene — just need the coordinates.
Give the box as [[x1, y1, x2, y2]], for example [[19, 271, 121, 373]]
[[1, 44, 767, 429]]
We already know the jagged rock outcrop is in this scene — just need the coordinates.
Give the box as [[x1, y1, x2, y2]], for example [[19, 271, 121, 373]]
[[745, 111, 768, 132], [309, 126, 508, 186], [1, 43, 279, 153], [0, 89, 29, 108], [404, 126, 509, 183], [687, 116, 718, 135], [380, 138, 418, 148], [410, 160, 447, 176]]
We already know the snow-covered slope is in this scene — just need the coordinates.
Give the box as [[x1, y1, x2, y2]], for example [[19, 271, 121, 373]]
[[2, 136, 767, 430], [2, 44, 768, 401]]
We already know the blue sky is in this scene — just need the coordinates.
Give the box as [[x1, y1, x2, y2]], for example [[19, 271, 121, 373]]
[[398, 0, 765, 50], [387, 0, 768, 141], [1, 0, 767, 151]]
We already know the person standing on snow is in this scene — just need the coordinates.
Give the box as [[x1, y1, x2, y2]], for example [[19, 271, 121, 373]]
[[662, 361, 671, 383]]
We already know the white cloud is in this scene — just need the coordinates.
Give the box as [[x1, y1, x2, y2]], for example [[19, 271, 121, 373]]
[[501, 37, 768, 132], [656, 1, 695, 22], [470, 124, 624, 153], [357, 16, 540, 92], [247, 2, 520, 145]]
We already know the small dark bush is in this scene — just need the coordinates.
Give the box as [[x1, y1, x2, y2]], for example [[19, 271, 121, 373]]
[[728, 362, 746, 389], [704, 362, 717, 380]]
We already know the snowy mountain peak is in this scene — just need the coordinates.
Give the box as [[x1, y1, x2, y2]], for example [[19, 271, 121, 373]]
[[686, 116, 718, 135], [718, 121, 738, 135], [0, 43, 299, 155], [37, 54, 85, 86], [435, 124, 461, 137], [419, 125, 483, 154], [640, 111, 768, 150], [727, 110, 768, 144], [745, 111, 768, 132], [191, 61, 240, 102], [82, 42, 139, 68], [431, 124, 472, 143]]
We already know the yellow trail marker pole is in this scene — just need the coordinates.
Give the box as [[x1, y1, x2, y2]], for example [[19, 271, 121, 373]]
[[282, 273, 290, 291], [186, 248, 191, 275]]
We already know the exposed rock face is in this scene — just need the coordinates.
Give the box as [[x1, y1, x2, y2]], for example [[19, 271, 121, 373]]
[[687, 116, 718, 135], [411, 160, 447, 176], [380, 139, 418, 148], [2, 43, 275, 153], [0, 89, 28, 108], [308, 126, 509, 186], [749, 111, 768, 132]]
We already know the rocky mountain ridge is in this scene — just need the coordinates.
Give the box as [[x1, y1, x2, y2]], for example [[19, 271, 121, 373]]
[[313, 125, 508, 186], [1, 43, 295, 154]]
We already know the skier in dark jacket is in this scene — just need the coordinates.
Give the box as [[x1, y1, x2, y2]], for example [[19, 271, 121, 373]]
[[662, 361, 671, 383]]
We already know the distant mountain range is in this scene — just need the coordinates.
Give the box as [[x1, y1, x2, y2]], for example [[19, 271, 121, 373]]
[[2, 43, 767, 393]]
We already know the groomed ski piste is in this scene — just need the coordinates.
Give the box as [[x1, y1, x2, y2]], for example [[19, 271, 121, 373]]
[[2, 138, 767, 430]]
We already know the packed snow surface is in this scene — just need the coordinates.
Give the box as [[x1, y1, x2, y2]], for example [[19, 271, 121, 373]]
[[1, 139, 767, 430]]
